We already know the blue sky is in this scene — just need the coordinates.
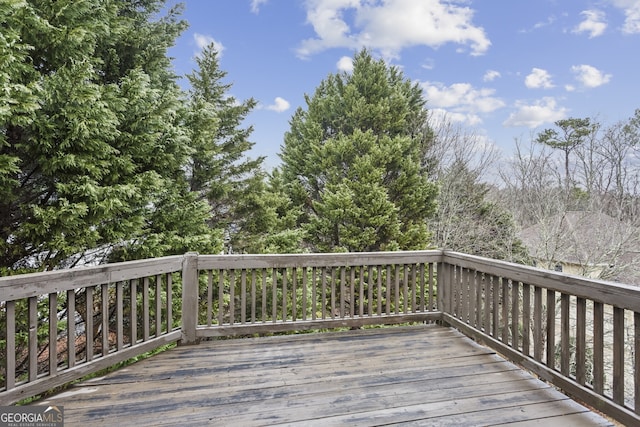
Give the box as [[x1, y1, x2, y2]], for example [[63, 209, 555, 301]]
[[166, 0, 640, 170]]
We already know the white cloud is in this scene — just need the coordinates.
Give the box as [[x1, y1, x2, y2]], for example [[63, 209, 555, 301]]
[[297, 0, 490, 59], [483, 70, 501, 82], [525, 68, 554, 89], [609, 0, 640, 33], [251, 0, 269, 14], [265, 97, 291, 113], [503, 97, 567, 128], [571, 64, 612, 88], [194, 33, 225, 55], [421, 81, 505, 126], [573, 10, 607, 38], [337, 56, 354, 72]]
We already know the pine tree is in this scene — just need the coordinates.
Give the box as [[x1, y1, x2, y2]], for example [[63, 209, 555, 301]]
[[279, 49, 438, 252], [184, 44, 264, 253]]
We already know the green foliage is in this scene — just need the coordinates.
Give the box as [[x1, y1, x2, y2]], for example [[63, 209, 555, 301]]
[[0, 0, 220, 270], [184, 44, 265, 254], [279, 49, 438, 252]]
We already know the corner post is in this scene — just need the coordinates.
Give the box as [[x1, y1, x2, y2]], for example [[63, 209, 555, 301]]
[[181, 252, 199, 345]]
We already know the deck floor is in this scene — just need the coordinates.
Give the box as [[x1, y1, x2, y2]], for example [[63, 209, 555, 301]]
[[41, 324, 614, 426]]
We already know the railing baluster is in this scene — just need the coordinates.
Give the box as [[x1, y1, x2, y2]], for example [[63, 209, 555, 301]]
[[290, 267, 296, 321], [402, 264, 409, 314], [533, 286, 542, 361], [101, 283, 109, 356], [49, 293, 58, 375], [166, 274, 172, 332], [340, 266, 345, 318], [272, 268, 278, 323], [501, 278, 509, 344], [394, 264, 400, 315], [377, 265, 383, 315], [155, 275, 162, 336], [349, 267, 355, 317], [143, 278, 150, 341], [301, 267, 307, 321], [330, 267, 336, 319], [229, 269, 236, 325], [492, 276, 499, 338], [428, 263, 434, 312], [483, 274, 490, 333], [28, 296, 38, 381], [560, 293, 570, 376], [511, 281, 519, 349], [359, 266, 365, 317], [251, 269, 257, 323], [116, 283, 123, 352], [207, 270, 213, 326], [613, 307, 625, 405], [5, 300, 16, 390], [130, 280, 137, 346], [262, 268, 268, 323], [546, 290, 556, 369], [522, 283, 531, 355], [370, 266, 376, 316], [576, 297, 586, 385], [241, 269, 247, 324], [474, 270, 482, 328], [321, 267, 327, 319], [593, 301, 605, 394], [68, 289, 77, 367], [86, 287, 94, 361], [386, 265, 392, 315], [311, 267, 317, 321]]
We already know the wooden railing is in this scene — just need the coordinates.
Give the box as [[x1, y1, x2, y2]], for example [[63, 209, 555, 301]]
[[1, 250, 639, 425], [0, 256, 185, 404], [441, 251, 640, 426]]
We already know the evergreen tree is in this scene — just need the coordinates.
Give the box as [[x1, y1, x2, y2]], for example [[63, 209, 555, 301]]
[[279, 49, 438, 252], [0, 0, 218, 270], [184, 44, 264, 253]]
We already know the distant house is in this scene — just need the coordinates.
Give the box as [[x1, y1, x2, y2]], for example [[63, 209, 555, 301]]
[[518, 211, 640, 285]]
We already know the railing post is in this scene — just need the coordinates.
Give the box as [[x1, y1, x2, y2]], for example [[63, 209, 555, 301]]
[[181, 252, 199, 345]]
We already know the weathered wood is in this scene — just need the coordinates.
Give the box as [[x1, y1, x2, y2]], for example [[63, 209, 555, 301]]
[[445, 313, 636, 426], [195, 313, 440, 337], [42, 325, 612, 427], [0, 331, 181, 405], [0, 256, 183, 301], [444, 251, 640, 312], [197, 250, 443, 270], [180, 252, 198, 345]]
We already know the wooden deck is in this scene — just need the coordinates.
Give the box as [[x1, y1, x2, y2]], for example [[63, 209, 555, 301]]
[[40, 325, 613, 426]]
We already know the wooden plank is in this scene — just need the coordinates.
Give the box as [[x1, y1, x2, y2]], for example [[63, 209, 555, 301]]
[[593, 301, 605, 394], [533, 285, 542, 361], [28, 296, 37, 382], [613, 306, 625, 405], [41, 325, 612, 427], [196, 250, 443, 270], [49, 293, 58, 375], [0, 256, 183, 301], [68, 289, 76, 368], [85, 287, 94, 361], [523, 283, 531, 356], [561, 293, 570, 376], [576, 296, 586, 385], [5, 300, 16, 390]]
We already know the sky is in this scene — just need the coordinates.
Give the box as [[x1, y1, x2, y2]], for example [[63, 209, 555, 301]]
[[165, 0, 640, 171]]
